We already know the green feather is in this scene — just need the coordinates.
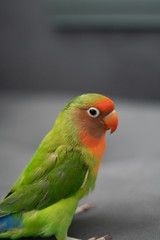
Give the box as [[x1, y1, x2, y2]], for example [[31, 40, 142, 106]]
[[0, 146, 91, 213]]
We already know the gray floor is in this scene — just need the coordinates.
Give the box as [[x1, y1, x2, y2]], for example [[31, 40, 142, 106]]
[[0, 92, 160, 240]]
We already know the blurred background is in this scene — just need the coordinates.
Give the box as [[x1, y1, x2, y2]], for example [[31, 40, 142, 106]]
[[1, 0, 160, 100], [0, 1, 160, 240]]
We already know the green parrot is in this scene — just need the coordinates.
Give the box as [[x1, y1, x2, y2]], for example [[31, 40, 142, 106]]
[[0, 93, 118, 240]]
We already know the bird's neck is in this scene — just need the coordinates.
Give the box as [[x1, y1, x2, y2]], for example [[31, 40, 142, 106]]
[[79, 130, 106, 175]]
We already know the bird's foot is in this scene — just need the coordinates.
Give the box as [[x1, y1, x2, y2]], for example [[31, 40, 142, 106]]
[[75, 203, 94, 215], [66, 234, 111, 240], [88, 235, 111, 240]]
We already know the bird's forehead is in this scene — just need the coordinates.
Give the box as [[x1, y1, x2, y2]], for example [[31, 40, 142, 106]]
[[72, 98, 114, 113], [95, 98, 114, 112], [68, 94, 114, 113], [79, 98, 114, 112]]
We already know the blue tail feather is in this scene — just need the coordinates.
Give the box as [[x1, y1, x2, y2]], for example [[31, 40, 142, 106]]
[[0, 214, 22, 232]]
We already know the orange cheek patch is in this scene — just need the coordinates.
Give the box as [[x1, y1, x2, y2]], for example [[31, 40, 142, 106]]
[[80, 130, 106, 175]]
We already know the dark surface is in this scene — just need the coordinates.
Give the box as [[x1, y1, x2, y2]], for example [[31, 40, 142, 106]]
[[0, 1, 160, 101], [0, 92, 160, 240]]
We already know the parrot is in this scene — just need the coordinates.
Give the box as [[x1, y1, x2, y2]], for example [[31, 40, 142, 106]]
[[0, 93, 118, 240]]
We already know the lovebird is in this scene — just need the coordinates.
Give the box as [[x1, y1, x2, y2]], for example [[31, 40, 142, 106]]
[[0, 93, 118, 240]]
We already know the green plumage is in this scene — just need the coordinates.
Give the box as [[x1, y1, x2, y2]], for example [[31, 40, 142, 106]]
[[0, 94, 105, 240], [0, 147, 89, 213]]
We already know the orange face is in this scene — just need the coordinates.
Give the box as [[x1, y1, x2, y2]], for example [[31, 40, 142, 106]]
[[73, 96, 118, 163], [68, 94, 118, 175], [75, 97, 118, 137]]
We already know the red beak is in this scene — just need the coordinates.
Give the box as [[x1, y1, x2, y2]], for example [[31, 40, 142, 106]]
[[104, 110, 118, 134]]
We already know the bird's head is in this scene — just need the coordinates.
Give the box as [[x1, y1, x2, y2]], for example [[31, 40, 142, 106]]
[[60, 93, 118, 148], [68, 93, 118, 134]]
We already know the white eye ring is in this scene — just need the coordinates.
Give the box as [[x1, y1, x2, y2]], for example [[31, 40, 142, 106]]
[[87, 107, 100, 118]]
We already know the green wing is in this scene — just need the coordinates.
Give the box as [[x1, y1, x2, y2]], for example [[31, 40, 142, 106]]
[[0, 145, 88, 214]]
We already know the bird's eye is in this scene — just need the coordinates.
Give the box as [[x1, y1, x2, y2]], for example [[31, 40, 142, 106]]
[[87, 107, 100, 118]]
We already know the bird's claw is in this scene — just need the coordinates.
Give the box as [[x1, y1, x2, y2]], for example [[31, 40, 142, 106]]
[[75, 203, 94, 215], [88, 235, 111, 240]]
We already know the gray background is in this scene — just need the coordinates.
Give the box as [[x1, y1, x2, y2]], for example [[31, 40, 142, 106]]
[[0, 1, 160, 240], [1, 0, 160, 100]]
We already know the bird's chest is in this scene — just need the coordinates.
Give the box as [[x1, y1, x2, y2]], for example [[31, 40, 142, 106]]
[[80, 130, 106, 174]]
